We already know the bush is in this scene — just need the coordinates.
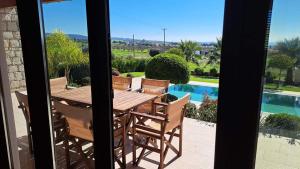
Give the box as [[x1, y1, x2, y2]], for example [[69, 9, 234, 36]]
[[198, 96, 218, 123], [209, 68, 218, 77], [145, 53, 190, 84], [194, 68, 204, 76], [112, 58, 148, 73], [265, 71, 274, 83], [167, 48, 184, 57], [149, 49, 160, 57], [112, 68, 120, 76], [185, 103, 198, 119], [263, 113, 300, 131]]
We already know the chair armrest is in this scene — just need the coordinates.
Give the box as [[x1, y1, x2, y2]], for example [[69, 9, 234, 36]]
[[153, 101, 168, 106], [67, 86, 77, 89], [131, 111, 166, 122]]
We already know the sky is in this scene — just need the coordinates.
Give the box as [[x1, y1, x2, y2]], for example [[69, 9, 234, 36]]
[[42, 0, 300, 43]]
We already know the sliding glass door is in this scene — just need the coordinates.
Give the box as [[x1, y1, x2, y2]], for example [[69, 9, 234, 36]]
[[0, 0, 274, 169]]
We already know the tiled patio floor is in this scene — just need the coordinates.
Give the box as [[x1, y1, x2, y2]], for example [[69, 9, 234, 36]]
[[11, 88, 300, 169]]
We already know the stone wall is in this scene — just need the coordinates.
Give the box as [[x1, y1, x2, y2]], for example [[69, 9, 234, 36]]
[[0, 7, 26, 91]]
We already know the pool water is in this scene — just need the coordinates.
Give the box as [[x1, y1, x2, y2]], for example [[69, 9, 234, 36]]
[[168, 84, 300, 116]]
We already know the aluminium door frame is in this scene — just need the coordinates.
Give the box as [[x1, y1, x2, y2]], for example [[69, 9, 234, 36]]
[[1, 0, 274, 168], [85, 0, 115, 168], [16, 0, 56, 168], [214, 0, 273, 169]]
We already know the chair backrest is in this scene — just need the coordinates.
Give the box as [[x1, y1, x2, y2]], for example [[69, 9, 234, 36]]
[[112, 76, 132, 91], [50, 77, 67, 94], [165, 94, 190, 132], [15, 91, 30, 123], [53, 101, 93, 141], [141, 78, 170, 95]]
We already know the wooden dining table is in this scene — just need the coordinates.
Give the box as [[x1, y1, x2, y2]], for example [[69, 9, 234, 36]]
[[51, 86, 158, 113]]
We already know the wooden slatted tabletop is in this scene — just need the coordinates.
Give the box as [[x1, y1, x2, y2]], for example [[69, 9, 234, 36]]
[[51, 86, 158, 112]]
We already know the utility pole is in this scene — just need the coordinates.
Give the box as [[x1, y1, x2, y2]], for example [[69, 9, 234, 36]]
[[132, 34, 135, 57], [162, 28, 167, 51]]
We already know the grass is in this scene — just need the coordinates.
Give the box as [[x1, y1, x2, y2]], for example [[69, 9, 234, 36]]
[[121, 72, 145, 77], [112, 49, 149, 58], [190, 75, 219, 84], [264, 83, 300, 92]]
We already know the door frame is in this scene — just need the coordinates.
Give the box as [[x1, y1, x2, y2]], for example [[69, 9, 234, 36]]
[[0, 0, 274, 168]]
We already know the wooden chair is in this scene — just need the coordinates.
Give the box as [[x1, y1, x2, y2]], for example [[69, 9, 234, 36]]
[[136, 78, 170, 113], [50, 76, 68, 94], [53, 101, 128, 169], [15, 91, 33, 154], [53, 100, 93, 168], [112, 76, 132, 91], [131, 94, 190, 169], [113, 114, 129, 169], [15, 91, 67, 155]]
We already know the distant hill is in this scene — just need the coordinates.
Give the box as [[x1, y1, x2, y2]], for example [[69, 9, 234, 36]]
[[46, 33, 217, 45]]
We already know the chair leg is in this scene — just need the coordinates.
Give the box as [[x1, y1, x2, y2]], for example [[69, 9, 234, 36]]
[[122, 126, 126, 168], [159, 137, 165, 169], [27, 124, 33, 155], [64, 139, 70, 169], [179, 125, 183, 157], [163, 128, 176, 160], [132, 117, 137, 166]]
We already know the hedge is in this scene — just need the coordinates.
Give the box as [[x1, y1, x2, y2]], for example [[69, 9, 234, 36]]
[[112, 58, 148, 73]]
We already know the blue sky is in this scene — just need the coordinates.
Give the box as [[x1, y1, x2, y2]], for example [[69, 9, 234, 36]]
[[42, 0, 300, 43]]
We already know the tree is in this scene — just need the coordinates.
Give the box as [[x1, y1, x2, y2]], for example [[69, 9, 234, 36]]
[[268, 54, 295, 87], [46, 31, 88, 83], [205, 37, 222, 67], [167, 47, 184, 57], [179, 40, 201, 62], [274, 37, 300, 84]]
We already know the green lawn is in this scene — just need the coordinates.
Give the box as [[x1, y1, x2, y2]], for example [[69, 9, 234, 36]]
[[264, 83, 300, 92], [119, 71, 300, 92], [121, 72, 145, 77], [190, 75, 219, 84], [112, 49, 149, 58]]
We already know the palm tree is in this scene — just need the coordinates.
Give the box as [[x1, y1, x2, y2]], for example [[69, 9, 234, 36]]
[[274, 37, 300, 84], [179, 40, 201, 62], [205, 37, 222, 67]]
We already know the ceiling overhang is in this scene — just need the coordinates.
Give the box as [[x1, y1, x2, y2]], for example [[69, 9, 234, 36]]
[[0, 0, 63, 8]]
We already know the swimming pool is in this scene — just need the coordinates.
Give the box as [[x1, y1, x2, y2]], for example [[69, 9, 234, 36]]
[[168, 84, 300, 116]]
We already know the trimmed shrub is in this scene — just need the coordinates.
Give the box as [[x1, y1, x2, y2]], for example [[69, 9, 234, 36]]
[[145, 53, 190, 84], [149, 49, 160, 57], [198, 96, 218, 123], [263, 113, 300, 131], [209, 68, 218, 77], [194, 68, 204, 76]]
